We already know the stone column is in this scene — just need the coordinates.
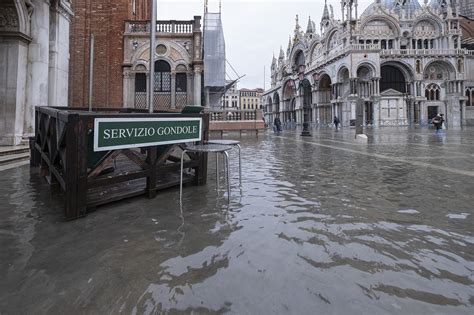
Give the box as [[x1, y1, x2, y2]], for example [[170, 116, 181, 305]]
[[187, 71, 193, 104], [194, 65, 202, 106], [24, 1, 51, 138], [170, 71, 176, 109]]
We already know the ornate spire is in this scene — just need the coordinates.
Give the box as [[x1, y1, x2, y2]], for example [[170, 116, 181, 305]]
[[306, 15, 314, 33], [321, 0, 331, 34], [287, 36, 292, 56], [279, 46, 285, 60]]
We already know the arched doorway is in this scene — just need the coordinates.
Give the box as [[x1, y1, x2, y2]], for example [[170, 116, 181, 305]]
[[154, 60, 171, 110], [318, 74, 332, 125], [273, 92, 280, 123], [380, 65, 406, 93], [379, 63, 411, 125]]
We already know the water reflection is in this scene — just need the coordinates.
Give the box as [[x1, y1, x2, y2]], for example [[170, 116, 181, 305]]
[[1, 129, 473, 314]]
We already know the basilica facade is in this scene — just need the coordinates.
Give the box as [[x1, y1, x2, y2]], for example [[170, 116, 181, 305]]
[[263, 0, 474, 128]]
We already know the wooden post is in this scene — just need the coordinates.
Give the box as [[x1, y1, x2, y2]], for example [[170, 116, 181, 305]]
[[64, 114, 88, 220], [146, 146, 158, 198]]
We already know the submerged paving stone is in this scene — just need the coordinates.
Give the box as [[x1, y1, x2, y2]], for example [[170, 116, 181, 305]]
[[0, 128, 473, 314]]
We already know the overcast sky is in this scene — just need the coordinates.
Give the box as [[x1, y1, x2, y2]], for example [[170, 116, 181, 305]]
[[158, 0, 374, 89]]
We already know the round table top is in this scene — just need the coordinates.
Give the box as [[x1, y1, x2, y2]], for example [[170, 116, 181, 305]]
[[207, 140, 241, 145], [185, 144, 233, 153]]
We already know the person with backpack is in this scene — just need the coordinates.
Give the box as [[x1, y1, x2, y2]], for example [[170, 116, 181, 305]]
[[432, 114, 444, 133], [333, 116, 340, 131]]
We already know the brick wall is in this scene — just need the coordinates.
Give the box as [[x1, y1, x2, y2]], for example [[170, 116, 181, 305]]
[[69, 0, 149, 107]]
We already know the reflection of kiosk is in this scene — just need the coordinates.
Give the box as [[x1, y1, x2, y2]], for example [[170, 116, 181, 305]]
[[31, 107, 209, 220]]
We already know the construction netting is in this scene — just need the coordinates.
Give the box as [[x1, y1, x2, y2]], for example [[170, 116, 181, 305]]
[[204, 12, 226, 88]]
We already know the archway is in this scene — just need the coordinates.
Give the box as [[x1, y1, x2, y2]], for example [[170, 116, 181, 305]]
[[318, 73, 332, 125], [380, 65, 407, 93], [154, 60, 171, 110]]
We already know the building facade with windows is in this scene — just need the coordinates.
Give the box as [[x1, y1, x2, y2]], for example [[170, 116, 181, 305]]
[[240, 88, 264, 110], [220, 81, 240, 109], [69, 0, 203, 111], [263, 0, 474, 128]]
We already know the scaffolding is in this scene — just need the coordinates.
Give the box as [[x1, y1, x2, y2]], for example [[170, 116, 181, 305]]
[[203, 12, 226, 108]]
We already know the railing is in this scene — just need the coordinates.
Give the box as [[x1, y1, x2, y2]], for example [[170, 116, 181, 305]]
[[311, 44, 380, 69], [381, 49, 467, 56], [125, 20, 195, 34], [206, 109, 266, 133]]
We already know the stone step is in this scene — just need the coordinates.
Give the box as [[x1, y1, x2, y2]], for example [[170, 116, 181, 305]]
[[0, 152, 30, 166], [0, 145, 30, 157]]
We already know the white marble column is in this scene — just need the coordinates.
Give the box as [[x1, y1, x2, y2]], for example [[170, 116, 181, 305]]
[[194, 66, 202, 106], [186, 71, 193, 104]]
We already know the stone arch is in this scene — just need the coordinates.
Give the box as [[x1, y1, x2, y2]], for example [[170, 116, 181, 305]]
[[175, 64, 188, 72], [423, 60, 456, 81], [337, 65, 350, 83], [0, 0, 31, 36], [131, 40, 191, 70], [273, 91, 281, 113], [282, 80, 295, 100], [380, 61, 415, 93], [325, 28, 341, 52], [133, 61, 148, 71], [360, 15, 401, 38], [413, 15, 443, 37], [356, 62, 377, 79]]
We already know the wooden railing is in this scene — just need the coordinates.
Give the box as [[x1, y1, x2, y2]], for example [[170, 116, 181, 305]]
[[31, 107, 209, 220]]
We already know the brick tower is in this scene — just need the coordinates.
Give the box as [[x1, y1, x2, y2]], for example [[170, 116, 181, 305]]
[[68, 0, 151, 107]]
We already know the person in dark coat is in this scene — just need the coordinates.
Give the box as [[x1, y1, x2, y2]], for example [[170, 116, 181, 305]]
[[333, 116, 340, 130], [274, 116, 282, 133]]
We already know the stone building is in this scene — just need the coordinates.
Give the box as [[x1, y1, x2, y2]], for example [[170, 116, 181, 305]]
[[240, 88, 264, 110], [69, 0, 203, 110], [221, 81, 240, 109], [0, 0, 73, 145], [264, 0, 474, 128]]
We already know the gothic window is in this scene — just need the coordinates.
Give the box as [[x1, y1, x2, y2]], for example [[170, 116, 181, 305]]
[[154, 60, 171, 92], [425, 84, 441, 101]]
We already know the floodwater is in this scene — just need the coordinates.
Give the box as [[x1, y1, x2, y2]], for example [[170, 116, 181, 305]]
[[0, 127, 473, 314]]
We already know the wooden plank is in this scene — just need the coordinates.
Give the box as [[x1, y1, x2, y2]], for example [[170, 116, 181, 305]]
[[87, 150, 122, 179], [122, 149, 148, 170]]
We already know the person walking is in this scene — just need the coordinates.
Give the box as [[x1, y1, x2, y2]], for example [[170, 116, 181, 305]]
[[432, 113, 444, 133], [274, 116, 282, 134], [333, 116, 340, 131]]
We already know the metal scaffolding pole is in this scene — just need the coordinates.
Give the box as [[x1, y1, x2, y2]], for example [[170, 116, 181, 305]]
[[148, 0, 157, 113]]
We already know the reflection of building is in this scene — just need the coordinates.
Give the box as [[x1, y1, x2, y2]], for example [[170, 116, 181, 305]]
[[264, 0, 474, 128], [0, 0, 73, 145], [69, 0, 203, 110], [240, 88, 264, 110]]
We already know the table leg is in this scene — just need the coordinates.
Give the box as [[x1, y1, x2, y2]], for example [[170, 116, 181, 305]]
[[224, 151, 230, 203], [237, 144, 242, 186]]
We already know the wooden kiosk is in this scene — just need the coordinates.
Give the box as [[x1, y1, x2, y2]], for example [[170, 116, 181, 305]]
[[31, 107, 209, 220]]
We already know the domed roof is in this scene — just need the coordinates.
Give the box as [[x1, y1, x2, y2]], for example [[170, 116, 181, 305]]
[[362, 0, 422, 18]]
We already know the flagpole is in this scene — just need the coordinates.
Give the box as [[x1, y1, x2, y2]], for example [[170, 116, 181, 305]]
[[148, 0, 157, 113]]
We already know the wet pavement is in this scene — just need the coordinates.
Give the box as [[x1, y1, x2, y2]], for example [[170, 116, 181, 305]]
[[0, 127, 473, 314]]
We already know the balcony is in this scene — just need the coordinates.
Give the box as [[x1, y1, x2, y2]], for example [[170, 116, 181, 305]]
[[125, 20, 195, 34], [380, 49, 467, 57]]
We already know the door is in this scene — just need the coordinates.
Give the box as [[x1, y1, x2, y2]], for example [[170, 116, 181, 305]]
[[428, 106, 438, 121]]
